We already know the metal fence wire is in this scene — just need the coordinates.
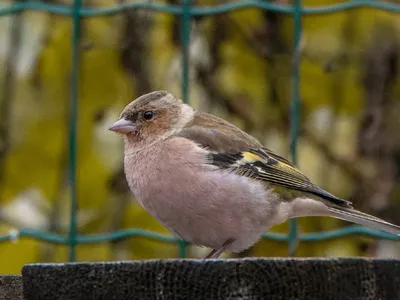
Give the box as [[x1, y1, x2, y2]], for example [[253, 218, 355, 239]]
[[1, 0, 400, 262]]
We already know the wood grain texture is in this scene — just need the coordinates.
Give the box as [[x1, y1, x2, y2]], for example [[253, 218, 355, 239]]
[[20, 258, 400, 300]]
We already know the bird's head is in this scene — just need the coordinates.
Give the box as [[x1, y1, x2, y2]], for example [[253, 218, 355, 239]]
[[109, 91, 193, 149]]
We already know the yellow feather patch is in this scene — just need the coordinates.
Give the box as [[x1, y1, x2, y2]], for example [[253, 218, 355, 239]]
[[241, 152, 264, 163]]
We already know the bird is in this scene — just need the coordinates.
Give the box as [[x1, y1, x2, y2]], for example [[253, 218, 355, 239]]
[[108, 90, 400, 259]]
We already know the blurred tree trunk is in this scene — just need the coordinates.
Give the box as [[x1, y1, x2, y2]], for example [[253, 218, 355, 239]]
[[119, 4, 152, 96], [352, 24, 399, 222], [0, 0, 23, 184], [107, 3, 154, 259]]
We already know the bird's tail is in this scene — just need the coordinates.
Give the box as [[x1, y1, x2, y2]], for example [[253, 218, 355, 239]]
[[327, 206, 400, 235]]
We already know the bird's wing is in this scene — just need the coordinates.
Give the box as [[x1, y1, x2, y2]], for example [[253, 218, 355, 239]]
[[175, 111, 262, 153], [175, 111, 352, 208]]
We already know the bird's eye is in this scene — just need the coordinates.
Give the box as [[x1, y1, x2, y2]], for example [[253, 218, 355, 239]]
[[143, 110, 154, 120]]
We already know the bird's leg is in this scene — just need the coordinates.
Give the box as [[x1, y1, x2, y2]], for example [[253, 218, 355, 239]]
[[204, 248, 220, 259], [203, 238, 235, 259]]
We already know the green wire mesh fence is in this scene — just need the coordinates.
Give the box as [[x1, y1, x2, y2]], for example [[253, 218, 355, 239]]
[[0, 0, 400, 262]]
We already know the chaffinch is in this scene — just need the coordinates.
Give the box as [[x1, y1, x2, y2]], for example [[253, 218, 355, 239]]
[[109, 90, 400, 259]]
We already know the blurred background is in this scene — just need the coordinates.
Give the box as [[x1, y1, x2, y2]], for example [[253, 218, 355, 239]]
[[1, 0, 400, 274]]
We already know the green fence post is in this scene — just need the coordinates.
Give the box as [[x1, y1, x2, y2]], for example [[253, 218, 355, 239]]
[[180, 0, 191, 105], [177, 0, 192, 258], [288, 0, 303, 256], [67, 0, 82, 262]]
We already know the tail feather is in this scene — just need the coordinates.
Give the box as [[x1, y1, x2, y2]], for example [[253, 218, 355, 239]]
[[327, 207, 400, 235]]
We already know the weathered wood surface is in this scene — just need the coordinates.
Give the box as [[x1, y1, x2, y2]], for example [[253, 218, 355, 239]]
[[0, 275, 23, 300], [18, 258, 400, 300]]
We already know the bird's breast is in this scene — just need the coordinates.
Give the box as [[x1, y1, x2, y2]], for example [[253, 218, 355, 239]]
[[124, 137, 209, 200], [123, 137, 282, 251], [123, 137, 214, 217]]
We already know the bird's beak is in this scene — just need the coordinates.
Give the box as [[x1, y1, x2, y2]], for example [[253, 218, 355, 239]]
[[108, 118, 138, 134]]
